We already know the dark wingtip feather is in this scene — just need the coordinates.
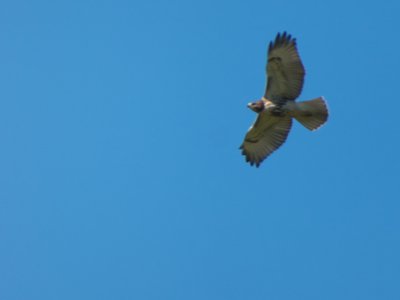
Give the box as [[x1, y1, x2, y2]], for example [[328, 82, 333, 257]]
[[274, 32, 281, 46], [268, 31, 297, 53], [282, 31, 287, 40]]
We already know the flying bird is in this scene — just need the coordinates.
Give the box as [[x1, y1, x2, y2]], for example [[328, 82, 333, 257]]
[[240, 32, 328, 167]]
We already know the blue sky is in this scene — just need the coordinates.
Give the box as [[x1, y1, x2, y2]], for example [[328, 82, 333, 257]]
[[1, 0, 400, 299]]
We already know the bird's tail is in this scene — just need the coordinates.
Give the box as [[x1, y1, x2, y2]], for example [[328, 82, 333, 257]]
[[290, 97, 328, 131]]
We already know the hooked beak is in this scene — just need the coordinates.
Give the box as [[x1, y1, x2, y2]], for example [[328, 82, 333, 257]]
[[247, 100, 264, 113]]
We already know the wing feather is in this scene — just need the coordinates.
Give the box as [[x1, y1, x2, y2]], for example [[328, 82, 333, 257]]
[[264, 32, 305, 103], [240, 113, 292, 167]]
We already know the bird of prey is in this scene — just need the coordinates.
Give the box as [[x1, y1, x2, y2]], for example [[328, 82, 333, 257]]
[[240, 32, 328, 167]]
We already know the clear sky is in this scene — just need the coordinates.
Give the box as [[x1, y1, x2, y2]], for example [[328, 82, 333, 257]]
[[1, 0, 399, 299]]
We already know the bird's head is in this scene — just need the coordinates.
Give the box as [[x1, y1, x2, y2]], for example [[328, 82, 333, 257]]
[[247, 100, 265, 113]]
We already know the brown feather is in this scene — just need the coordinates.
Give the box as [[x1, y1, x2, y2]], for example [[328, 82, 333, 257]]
[[264, 32, 305, 103], [240, 113, 292, 167]]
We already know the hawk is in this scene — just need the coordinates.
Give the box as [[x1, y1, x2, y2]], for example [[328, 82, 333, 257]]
[[240, 32, 328, 167]]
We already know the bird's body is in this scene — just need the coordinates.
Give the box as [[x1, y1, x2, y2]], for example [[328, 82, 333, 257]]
[[240, 32, 328, 167]]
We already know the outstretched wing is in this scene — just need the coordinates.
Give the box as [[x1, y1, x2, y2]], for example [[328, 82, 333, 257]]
[[240, 113, 292, 167], [264, 32, 305, 103]]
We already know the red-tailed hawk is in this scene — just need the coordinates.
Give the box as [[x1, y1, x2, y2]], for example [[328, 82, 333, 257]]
[[240, 32, 328, 167]]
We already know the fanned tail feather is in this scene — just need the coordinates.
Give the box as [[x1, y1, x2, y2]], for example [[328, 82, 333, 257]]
[[291, 97, 328, 131]]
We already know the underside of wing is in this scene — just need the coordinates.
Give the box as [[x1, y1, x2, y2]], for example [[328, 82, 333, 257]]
[[240, 113, 293, 167], [264, 32, 305, 103]]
